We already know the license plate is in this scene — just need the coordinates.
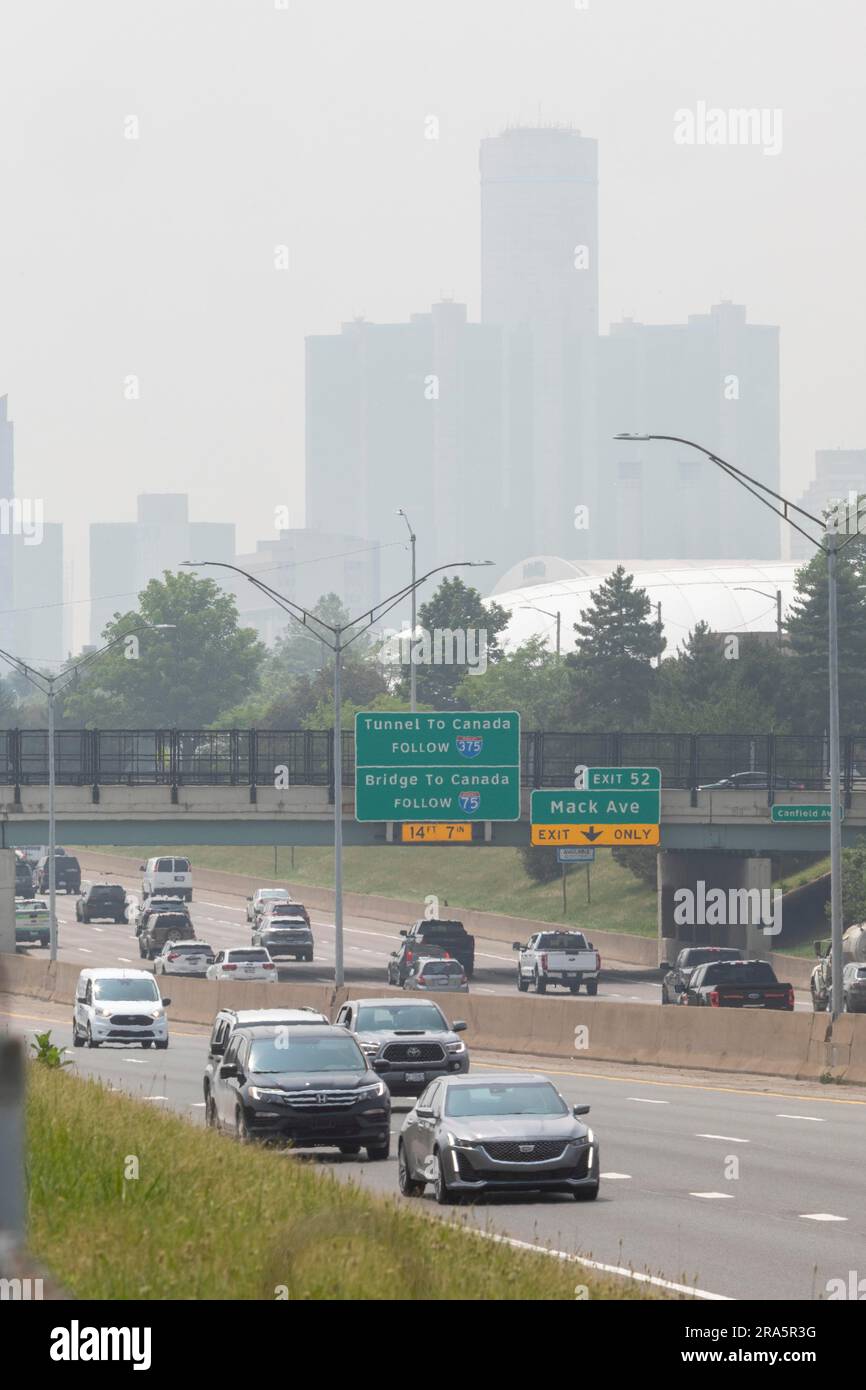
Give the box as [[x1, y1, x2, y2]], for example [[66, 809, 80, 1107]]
[[406, 1071, 425, 1082]]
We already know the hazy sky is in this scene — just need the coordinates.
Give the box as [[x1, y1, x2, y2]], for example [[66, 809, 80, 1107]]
[[1, 0, 864, 646]]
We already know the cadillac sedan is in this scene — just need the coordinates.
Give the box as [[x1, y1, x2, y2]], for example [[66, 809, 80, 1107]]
[[397, 1073, 599, 1204]]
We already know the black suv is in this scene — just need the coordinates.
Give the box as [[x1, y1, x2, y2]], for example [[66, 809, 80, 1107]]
[[207, 1024, 391, 1157], [34, 854, 81, 894], [15, 858, 34, 898], [76, 882, 127, 923], [203, 1006, 330, 1125]]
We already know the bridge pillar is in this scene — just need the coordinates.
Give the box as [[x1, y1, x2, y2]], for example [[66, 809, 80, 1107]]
[[0, 850, 14, 955], [657, 851, 774, 966]]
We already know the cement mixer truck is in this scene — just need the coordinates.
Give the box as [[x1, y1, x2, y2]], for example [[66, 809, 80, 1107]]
[[810, 924, 866, 1010]]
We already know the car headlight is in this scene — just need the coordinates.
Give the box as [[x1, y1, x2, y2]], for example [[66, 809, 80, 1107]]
[[149, 1010, 164, 1020], [446, 1041, 466, 1054], [359, 1041, 380, 1056], [248, 1086, 286, 1102], [444, 1131, 476, 1148], [96, 1007, 113, 1018], [357, 1080, 387, 1100]]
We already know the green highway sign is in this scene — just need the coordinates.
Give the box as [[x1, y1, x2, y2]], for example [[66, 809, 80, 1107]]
[[771, 804, 843, 823], [354, 710, 521, 823], [583, 766, 661, 790], [530, 787, 661, 826]]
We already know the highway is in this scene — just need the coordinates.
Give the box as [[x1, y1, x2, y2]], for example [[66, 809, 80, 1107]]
[[5, 993, 863, 1301], [28, 856, 811, 1009]]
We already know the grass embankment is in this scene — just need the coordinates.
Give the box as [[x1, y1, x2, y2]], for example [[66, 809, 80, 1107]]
[[27, 1067, 661, 1300], [80, 843, 658, 938]]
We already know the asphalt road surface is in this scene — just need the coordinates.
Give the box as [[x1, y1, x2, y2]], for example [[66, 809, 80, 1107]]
[[25, 861, 811, 1009], [5, 994, 861, 1300]]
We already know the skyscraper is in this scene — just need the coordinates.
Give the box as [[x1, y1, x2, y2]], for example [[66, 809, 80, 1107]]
[[0, 396, 14, 652], [480, 127, 599, 561]]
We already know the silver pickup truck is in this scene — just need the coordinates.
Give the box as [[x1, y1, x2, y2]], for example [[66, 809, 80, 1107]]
[[513, 930, 601, 996]]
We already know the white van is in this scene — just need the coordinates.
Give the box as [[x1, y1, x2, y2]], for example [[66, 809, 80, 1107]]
[[141, 855, 193, 902], [73, 968, 170, 1049]]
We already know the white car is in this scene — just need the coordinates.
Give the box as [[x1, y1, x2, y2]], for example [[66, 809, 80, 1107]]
[[72, 968, 170, 1049], [206, 947, 278, 982], [246, 887, 293, 923], [140, 856, 193, 902], [153, 940, 215, 977]]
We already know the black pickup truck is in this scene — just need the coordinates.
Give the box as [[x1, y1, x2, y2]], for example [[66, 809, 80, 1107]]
[[684, 959, 794, 1010], [389, 919, 476, 984]]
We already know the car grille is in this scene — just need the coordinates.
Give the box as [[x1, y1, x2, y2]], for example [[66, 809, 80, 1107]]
[[109, 1014, 154, 1026], [280, 1089, 360, 1109], [457, 1147, 588, 1180], [382, 1042, 445, 1063], [481, 1140, 569, 1163]]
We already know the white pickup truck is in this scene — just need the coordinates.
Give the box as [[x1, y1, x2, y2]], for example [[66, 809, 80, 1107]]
[[513, 931, 601, 996]]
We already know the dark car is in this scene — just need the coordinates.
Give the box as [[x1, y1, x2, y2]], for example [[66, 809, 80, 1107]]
[[398, 1073, 599, 1204], [14, 858, 34, 899], [34, 854, 81, 894], [698, 771, 806, 791], [335, 996, 469, 1095], [387, 939, 453, 987], [392, 920, 475, 981], [660, 946, 744, 1004], [138, 912, 195, 960], [842, 964, 866, 1014], [76, 882, 127, 924], [684, 959, 794, 1010], [251, 915, 314, 961], [208, 1024, 391, 1157], [134, 895, 191, 935], [203, 1006, 331, 1125]]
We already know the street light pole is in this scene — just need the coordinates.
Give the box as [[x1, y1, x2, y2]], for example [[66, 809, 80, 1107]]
[[184, 557, 493, 987], [734, 586, 784, 650], [617, 432, 852, 1018], [397, 510, 417, 712], [0, 623, 175, 961], [520, 605, 562, 659]]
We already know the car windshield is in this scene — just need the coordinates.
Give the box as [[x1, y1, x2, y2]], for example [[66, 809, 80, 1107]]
[[249, 1036, 366, 1073], [357, 1003, 448, 1032], [420, 961, 462, 975], [91, 886, 123, 897], [702, 963, 776, 985], [685, 950, 742, 967], [227, 950, 269, 962], [444, 1082, 567, 1118], [93, 977, 161, 1002], [536, 934, 588, 950], [170, 943, 210, 955], [152, 914, 190, 931], [259, 890, 289, 901]]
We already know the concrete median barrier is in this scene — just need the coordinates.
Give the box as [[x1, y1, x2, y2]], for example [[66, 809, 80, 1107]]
[[1, 950, 860, 1085]]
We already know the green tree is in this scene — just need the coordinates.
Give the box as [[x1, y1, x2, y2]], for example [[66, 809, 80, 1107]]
[[649, 626, 792, 733], [59, 570, 266, 727], [786, 540, 866, 731], [453, 636, 571, 728], [404, 577, 511, 708], [566, 566, 665, 728], [519, 844, 562, 885], [827, 840, 866, 929]]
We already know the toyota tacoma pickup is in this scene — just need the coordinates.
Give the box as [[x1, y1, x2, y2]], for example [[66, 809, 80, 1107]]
[[513, 931, 601, 995]]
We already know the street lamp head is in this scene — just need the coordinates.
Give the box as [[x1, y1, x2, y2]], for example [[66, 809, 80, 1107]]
[[150, 624, 177, 631], [614, 432, 652, 441]]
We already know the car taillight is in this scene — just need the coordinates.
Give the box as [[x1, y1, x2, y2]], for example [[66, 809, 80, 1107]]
[[709, 989, 720, 1007], [540, 953, 548, 971], [406, 951, 413, 963], [223, 963, 237, 971], [595, 952, 601, 972], [786, 986, 795, 1009], [263, 963, 275, 970], [168, 953, 179, 961]]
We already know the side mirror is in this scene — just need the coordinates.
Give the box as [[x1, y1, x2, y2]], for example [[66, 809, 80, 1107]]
[[399, 929, 408, 937], [573, 1104, 590, 1117], [139, 864, 145, 872], [452, 1020, 467, 1032], [219, 1062, 240, 1079], [587, 941, 594, 949], [512, 941, 522, 951], [161, 998, 171, 1007], [415, 1105, 433, 1119], [660, 962, 672, 972]]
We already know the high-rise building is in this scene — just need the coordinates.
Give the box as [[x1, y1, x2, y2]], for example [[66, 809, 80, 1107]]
[[90, 494, 235, 642], [595, 302, 781, 560], [306, 302, 505, 596], [13, 523, 64, 665], [225, 528, 381, 645], [480, 127, 599, 562], [790, 449, 866, 560]]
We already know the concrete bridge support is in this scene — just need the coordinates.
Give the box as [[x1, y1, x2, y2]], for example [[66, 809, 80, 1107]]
[[657, 850, 775, 966]]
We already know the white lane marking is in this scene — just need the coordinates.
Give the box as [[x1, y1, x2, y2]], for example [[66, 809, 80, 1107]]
[[628, 1097, 668, 1104], [600, 1172, 632, 1180], [124, 1058, 145, 1065], [117, 957, 132, 963], [477, 1230, 731, 1301], [690, 1192, 735, 1200], [777, 1113, 824, 1122], [800, 1213, 848, 1222], [190, 1102, 206, 1108], [78, 948, 93, 954], [696, 1134, 749, 1144], [142, 1096, 168, 1102], [92, 927, 104, 933]]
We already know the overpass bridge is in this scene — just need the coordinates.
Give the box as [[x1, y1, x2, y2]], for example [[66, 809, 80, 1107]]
[[0, 727, 863, 851]]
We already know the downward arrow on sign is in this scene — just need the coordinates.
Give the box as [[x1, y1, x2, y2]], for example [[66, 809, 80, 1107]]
[[581, 826, 603, 842]]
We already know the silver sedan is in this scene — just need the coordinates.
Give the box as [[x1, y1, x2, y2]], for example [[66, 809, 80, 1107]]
[[403, 958, 469, 992], [398, 1073, 599, 1204]]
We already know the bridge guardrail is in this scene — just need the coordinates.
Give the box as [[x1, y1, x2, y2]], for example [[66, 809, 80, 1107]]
[[0, 729, 859, 803]]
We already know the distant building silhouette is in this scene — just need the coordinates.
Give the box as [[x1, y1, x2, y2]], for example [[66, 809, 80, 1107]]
[[790, 449, 866, 560]]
